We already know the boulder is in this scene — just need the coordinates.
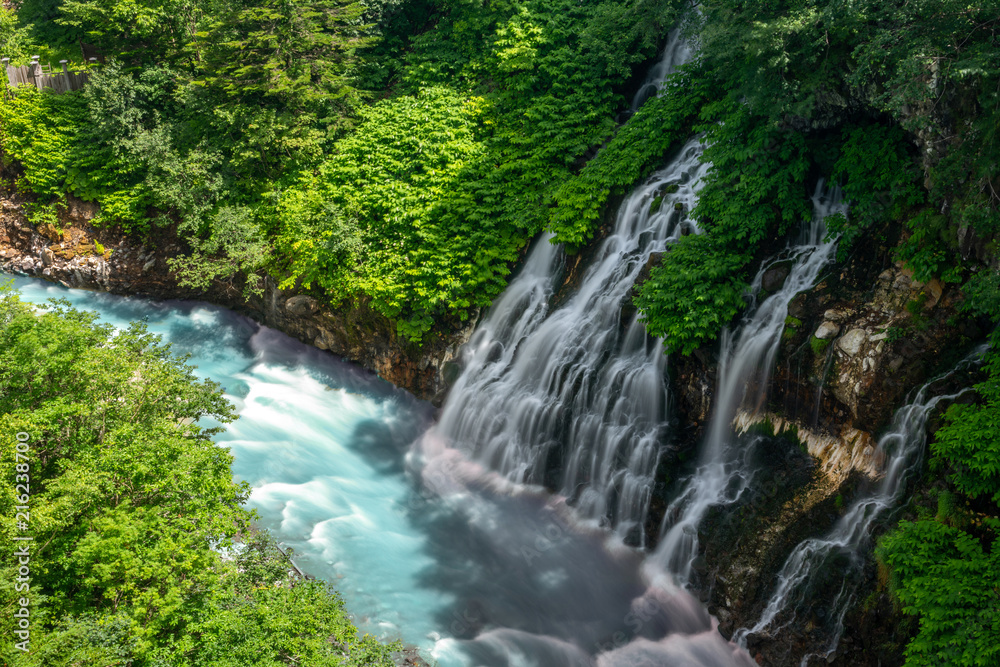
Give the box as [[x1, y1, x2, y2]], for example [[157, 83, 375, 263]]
[[40, 247, 54, 266], [815, 321, 840, 340], [762, 266, 789, 292], [285, 295, 319, 317], [837, 328, 868, 357]]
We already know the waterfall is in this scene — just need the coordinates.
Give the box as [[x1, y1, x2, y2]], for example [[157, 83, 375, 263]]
[[733, 347, 986, 665], [433, 139, 707, 544], [430, 29, 701, 545], [630, 27, 695, 111], [652, 183, 847, 580]]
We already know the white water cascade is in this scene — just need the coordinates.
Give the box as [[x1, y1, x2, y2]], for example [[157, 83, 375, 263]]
[[630, 27, 695, 110], [431, 29, 703, 546], [734, 347, 985, 665], [652, 183, 847, 580], [432, 139, 707, 545]]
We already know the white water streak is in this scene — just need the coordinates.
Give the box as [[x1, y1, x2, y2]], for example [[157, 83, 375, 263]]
[[652, 183, 847, 580], [734, 347, 986, 665]]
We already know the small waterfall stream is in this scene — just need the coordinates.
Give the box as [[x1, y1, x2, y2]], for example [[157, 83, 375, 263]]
[[734, 347, 985, 665], [651, 184, 847, 580], [630, 27, 695, 110]]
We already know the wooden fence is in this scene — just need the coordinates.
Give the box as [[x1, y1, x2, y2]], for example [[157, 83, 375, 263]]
[[3, 57, 98, 96]]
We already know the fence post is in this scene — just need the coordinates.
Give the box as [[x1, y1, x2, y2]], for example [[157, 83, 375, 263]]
[[29, 56, 40, 87]]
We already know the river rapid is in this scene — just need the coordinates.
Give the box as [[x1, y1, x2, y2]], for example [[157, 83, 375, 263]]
[[7, 274, 755, 667]]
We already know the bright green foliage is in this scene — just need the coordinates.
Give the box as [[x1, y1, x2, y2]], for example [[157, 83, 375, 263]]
[[56, 0, 203, 62], [0, 87, 143, 223], [0, 7, 36, 61], [549, 63, 709, 247], [282, 87, 492, 337], [0, 288, 397, 666], [878, 519, 1000, 667], [272, 0, 686, 338], [1, 0, 687, 341], [931, 352, 1000, 503], [693, 98, 814, 246], [634, 92, 817, 354], [634, 234, 750, 355]]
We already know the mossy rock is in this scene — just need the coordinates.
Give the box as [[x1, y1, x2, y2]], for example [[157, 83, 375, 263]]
[[810, 336, 830, 356], [649, 195, 663, 214]]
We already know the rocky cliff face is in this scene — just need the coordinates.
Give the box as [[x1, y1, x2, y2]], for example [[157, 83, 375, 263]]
[[0, 189, 476, 403], [666, 225, 982, 666]]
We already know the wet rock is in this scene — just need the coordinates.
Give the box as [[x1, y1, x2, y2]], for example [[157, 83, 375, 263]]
[[837, 329, 867, 357], [815, 321, 840, 340], [788, 294, 808, 319], [762, 266, 790, 292], [285, 294, 319, 316]]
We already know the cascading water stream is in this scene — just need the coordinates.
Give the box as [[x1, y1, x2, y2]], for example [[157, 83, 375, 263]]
[[733, 347, 986, 666], [430, 139, 707, 544], [652, 183, 847, 581], [630, 27, 695, 110], [430, 28, 703, 545]]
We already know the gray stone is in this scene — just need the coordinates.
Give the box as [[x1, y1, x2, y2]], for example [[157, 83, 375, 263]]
[[815, 321, 840, 339], [762, 266, 789, 292], [837, 328, 868, 356], [142, 258, 156, 274], [40, 247, 54, 266], [313, 336, 329, 351], [823, 308, 847, 321], [285, 295, 319, 316]]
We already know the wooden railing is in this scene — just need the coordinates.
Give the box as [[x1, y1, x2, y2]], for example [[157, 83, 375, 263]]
[[3, 56, 99, 95]]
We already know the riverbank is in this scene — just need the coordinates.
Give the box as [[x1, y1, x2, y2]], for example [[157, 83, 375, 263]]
[[0, 186, 476, 403]]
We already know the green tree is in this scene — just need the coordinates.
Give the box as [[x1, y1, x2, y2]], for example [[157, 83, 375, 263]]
[[0, 287, 397, 666]]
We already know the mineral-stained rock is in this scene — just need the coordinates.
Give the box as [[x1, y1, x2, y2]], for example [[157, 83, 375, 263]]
[[837, 329, 867, 356], [923, 278, 944, 308], [38, 223, 61, 242]]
